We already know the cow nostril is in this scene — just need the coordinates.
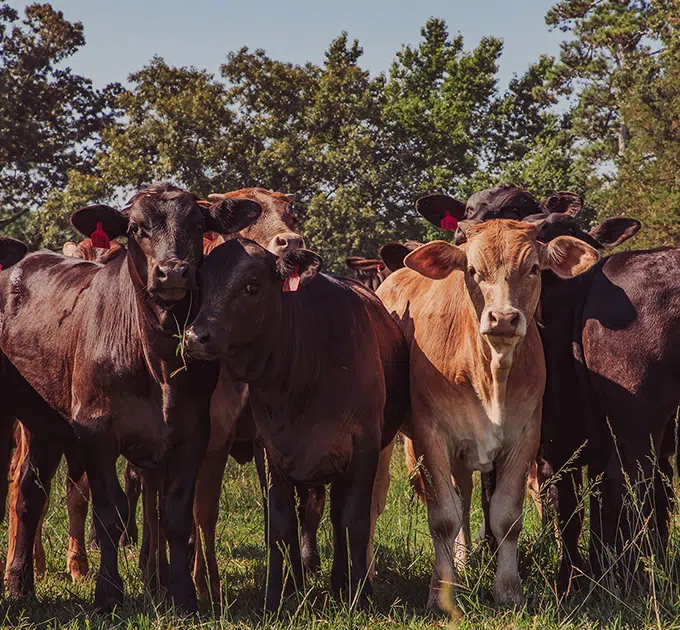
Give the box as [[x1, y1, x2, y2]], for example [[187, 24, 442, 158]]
[[157, 266, 168, 280], [197, 331, 210, 345], [179, 265, 188, 279], [489, 312, 498, 324], [510, 313, 520, 328]]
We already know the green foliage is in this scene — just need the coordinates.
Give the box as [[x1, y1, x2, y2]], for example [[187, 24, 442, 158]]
[[0, 3, 119, 240]]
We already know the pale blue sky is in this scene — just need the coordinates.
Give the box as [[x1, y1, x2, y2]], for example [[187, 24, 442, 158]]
[[11, 0, 563, 90]]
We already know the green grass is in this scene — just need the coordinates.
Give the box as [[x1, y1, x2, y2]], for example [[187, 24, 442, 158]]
[[2, 443, 680, 629]]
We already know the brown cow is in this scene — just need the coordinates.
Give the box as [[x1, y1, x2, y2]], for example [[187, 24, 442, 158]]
[[183, 239, 409, 610], [374, 218, 598, 609]]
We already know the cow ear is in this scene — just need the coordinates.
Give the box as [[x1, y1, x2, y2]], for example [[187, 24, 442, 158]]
[[276, 248, 323, 287], [204, 198, 262, 234], [379, 242, 412, 272], [416, 194, 466, 229], [404, 240, 466, 280], [539, 236, 599, 278], [282, 192, 298, 203], [0, 236, 27, 270], [540, 191, 583, 217], [346, 257, 383, 273], [71, 204, 129, 240], [588, 217, 641, 248]]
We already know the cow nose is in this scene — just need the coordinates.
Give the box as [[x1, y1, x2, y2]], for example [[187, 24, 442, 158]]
[[156, 260, 189, 285], [184, 326, 213, 360], [270, 233, 304, 255], [485, 309, 521, 337]]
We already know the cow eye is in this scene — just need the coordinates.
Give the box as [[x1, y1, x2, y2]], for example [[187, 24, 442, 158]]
[[467, 266, 477, 278], [129, 224, 139, 235], [529, 264, 540, 276], [244, 283, 259, 295]]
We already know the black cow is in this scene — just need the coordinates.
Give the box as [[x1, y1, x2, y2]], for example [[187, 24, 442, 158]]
[[0, 184, 261, 612], [345, 241, 421, 291], [184, 239, 409, 610]]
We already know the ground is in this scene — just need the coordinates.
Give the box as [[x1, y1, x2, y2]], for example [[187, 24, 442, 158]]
[[1, 441, 678, 629]]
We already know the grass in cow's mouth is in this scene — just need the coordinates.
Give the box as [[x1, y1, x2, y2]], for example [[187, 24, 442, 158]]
[[170, 294, 192, 378], [3, 442, 678, 629]]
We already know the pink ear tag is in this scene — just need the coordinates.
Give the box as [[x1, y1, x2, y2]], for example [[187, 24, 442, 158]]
[[282, 265, 300, 292], [91, 221, 110, 249], [0, 264, 3, 271], [377, 263, 384, 271], [440, 210, 458, 231]]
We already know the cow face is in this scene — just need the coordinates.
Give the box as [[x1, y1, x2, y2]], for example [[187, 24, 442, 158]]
[[404, 220, 599, 349], [208, 188, 303, 256], [0, 236, 27, 270], [183, 239, 322, 363], [71, 183, 262, 304]]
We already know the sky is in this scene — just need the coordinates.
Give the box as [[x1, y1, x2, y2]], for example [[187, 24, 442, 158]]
[[11, 0, 564, 91]]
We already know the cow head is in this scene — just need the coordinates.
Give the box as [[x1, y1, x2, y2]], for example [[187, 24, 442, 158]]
[[183, 239, 322, 368], [345, 241, 421, 291], [208, 188, 303, 256], [0, 236, 27, 270], [524, 212, 641, 249], [404, 220, 599, 352], [71, 183, 262, 305]]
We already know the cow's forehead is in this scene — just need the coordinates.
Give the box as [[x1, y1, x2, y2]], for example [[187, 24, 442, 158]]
[[465, 220, 539, 272], [128, 194, 201, 223]]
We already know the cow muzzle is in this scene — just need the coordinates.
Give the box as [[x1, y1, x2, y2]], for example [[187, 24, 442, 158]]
[[480, 307, 525, 340], [268, 232, 304, 256], [150, 259, 195, 301], [184, 324, 217, 361]]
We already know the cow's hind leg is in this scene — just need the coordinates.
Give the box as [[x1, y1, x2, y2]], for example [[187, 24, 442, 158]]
[[65, 470, 90, 580], [121, 463, 142, 547], [6, 429, 61, 599], [367, 438, 395, 581]]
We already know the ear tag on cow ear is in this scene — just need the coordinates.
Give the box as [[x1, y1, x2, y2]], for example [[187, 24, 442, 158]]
[[90, 221, 110, 249], [440, 210, 459, 231], [377, 263, 384, 271], [282, 265, 300, 292]]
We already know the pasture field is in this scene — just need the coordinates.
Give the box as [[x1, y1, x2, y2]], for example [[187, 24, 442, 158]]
[[2, 441, 679, 630]]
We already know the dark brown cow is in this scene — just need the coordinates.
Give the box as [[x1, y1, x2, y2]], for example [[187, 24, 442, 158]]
[[183, 240, 409, 610], [0, 184, 261, 612]]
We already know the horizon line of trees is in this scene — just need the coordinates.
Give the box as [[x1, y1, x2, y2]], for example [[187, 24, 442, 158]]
[[1, 1, 679, 270]]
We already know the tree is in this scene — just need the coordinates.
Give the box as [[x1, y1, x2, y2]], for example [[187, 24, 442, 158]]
[[0, 3, 118, 242]]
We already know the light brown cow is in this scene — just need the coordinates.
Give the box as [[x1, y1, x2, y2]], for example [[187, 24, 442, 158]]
[[374, 218, 598, 609]]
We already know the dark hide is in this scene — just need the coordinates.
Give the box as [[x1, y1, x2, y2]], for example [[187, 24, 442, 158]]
[[0, 184, 261, 612], [184, 239, 409, 610], [345, 241, 421, 292]]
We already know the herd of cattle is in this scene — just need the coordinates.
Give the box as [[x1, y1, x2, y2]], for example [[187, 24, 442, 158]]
[[0, 182, 676, 616]]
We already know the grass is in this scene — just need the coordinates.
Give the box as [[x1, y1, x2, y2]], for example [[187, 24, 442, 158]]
[[2, 442, 680, 629]]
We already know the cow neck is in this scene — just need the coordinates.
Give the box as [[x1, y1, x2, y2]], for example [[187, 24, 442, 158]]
[[124, 253, 196, 353], [464, 288, 524, 429], [247, 289, 318, 408]]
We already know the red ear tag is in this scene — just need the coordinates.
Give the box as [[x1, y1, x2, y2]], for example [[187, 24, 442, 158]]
[[0, 264, 3, 271], [377, 263, 384, 271], [91, 221, 110, 249], [440, 210, 459, 231], [282, 265, 300, 292]]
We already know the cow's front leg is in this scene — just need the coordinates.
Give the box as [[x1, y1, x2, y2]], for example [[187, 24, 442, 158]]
[[80, 428, 128, 612], [415, 426, 462, 613], [254, 446, 302, 611], [330, 447, 378, 606], [161, 419, 210, 613], [490, 419, 539, 606]]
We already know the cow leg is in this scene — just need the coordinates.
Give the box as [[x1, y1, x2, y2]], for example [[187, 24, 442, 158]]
[[329, 449, 377, 606], [6, 430, 61, 598], [121, 463, 142, 547], [451, 460, 472, 570], [479, 467, 497, 549], [65, 472, 90, 580], [193, 448, 229, 601], [367, 437, 395, 581], [298, 485, 325, 575], [417, 432, 461, 612], [490, 436, 538, 606], [555, 467, 585, 593], [1, 419, 18, 594], [162, 426, 210, 614], [254, 446, 302, 611], [81, 433, 128, 612], [140, 469, 167, 596]]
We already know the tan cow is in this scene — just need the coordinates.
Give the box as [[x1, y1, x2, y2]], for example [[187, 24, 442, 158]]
[[374, 217, 598, 609]]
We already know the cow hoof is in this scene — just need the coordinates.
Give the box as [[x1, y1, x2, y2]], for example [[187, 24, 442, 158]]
[[302, 548, 321, 575], [6, 567, 35, 599], [493, 576, 524, 607], [94, 577, 124, 613]]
